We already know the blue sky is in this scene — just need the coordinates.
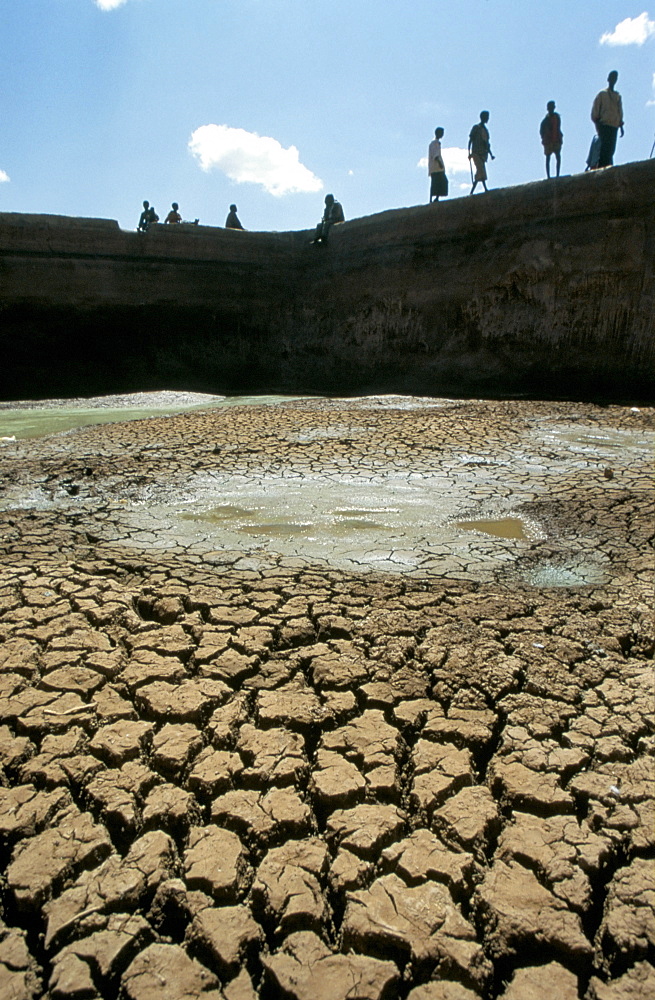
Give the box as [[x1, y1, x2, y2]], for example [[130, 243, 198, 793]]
[[1, 1, 654, 232]]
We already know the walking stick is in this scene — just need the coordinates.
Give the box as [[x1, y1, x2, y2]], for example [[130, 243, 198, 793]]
[[650, 133, 655, 158]]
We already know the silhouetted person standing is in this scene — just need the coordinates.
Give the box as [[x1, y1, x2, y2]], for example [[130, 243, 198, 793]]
[[428, 127, 448, 202], [468, 111, 494, 194], [137, 200, 151, 232], [591, 70, 624, 168], [225, 204, 244, 229], [310, 194, 345, 244], [540, 101, 563, 178], [164, 202, 182, 224]]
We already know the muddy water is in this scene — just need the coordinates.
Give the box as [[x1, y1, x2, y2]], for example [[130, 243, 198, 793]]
[[456, 517, 529, 539]]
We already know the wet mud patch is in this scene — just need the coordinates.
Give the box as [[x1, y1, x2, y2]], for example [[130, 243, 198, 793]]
[[2, 394, 650, 587]]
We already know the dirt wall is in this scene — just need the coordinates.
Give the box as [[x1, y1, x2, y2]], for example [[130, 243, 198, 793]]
[[1, 160, 654, 401]]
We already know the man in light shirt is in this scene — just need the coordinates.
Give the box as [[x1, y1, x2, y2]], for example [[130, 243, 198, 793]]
[[591, 71, 624, 169], [428, 127, 448, 203]]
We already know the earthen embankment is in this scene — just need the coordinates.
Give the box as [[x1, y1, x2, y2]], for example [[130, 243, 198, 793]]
[[1, 160, 653, 401]]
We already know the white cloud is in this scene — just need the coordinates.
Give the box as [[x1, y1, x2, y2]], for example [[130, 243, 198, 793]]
[[188, 124, 323, 197], [418, 146, 471, 178], [95, 0, 130, 10], [0, 170, 9, 183], [600, 11, 655, 45], [442, 146, 472, 177]]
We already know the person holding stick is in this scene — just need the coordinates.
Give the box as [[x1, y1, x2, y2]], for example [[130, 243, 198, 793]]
[[468, 110, 494, 194]]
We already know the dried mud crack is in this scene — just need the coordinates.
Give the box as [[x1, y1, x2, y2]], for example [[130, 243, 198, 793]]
[[0, 396, 653, 1000]]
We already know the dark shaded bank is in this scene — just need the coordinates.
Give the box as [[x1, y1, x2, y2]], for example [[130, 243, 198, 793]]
[[1, 160, 654, 402]]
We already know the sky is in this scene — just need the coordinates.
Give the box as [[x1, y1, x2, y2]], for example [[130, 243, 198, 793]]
[[1, 1, 654, 232]]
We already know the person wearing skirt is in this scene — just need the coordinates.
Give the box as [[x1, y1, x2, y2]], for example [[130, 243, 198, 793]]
[[428, 127, 449, 202]]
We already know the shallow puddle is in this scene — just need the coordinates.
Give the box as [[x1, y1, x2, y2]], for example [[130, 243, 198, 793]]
[[540, 424, 652, 457], [456, 517, 528, 539], [527, 562, 604, 587], [0, 407, 202, 440], [0, 394, 306, 440], [238, 521, 314, 537]]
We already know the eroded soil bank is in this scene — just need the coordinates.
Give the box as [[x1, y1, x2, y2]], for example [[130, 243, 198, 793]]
[[0, 396, 653, 1000]]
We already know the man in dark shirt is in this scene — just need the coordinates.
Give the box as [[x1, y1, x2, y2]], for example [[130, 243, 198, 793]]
[[137, 200, 151, 232], [468, 111, 494, 194], [540, 101, 563, 178], [311, 194, 345, 244], [225, 204, 244, 229]]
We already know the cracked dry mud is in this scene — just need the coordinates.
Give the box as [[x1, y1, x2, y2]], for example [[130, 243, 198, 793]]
[[0, 395, 653, 1000]]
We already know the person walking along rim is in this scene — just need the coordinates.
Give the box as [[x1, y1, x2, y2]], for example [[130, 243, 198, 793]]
[[468, 110, 494, 194], [591, 70, 624, 169]]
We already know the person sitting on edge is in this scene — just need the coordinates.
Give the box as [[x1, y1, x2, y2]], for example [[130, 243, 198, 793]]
[[468, 110, 494, 194], [146, 205, 159, 227], [310, 194, 345, 244], [225, 204, 244, 229], [540, 101, 563, 178], [428, 127, 448, 203], [591, 70, 624, 169], [137, 200, 151, 232], [164, 202, 182, 224]]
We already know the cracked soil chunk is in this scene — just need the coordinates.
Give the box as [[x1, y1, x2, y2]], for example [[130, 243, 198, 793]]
[[309, 749, 367, 809], [122, 943, 222, 1000], [0, 922, 41, 1000], [0, 784, 70, 841], [409, 740, 473, 815], [382, 828, 476, 897], [587, 961, 655, 999], [44, 830, 176, 950], [7, 804, 112, 911], [262, 930, 399, 1000], [343, 872, 491, 986], [488, 759, 574, 814], [187, 904, 262, 975], [252, 837, 328, 934], [256, 686, 325, 730], [329, 848, 374, 895], [475, 859, 593, 962], [184, 825, 248, 901], [597, 859, 655, 972], [88, 720, 153, 765], [211, 787, 311, 843], [497, 961, 579, 999], [406, 984, 481, 1000], [326, 804, 406, 857], [496, 812, 612, 913], [49, 913, 151, 995], [237, 724, 307, 787], [143, 783, 200, 833], [431, 784, 500, 857], [135, 679, 226, 722], [151, 723, 203, 774], [187, 747, 243, 798]]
